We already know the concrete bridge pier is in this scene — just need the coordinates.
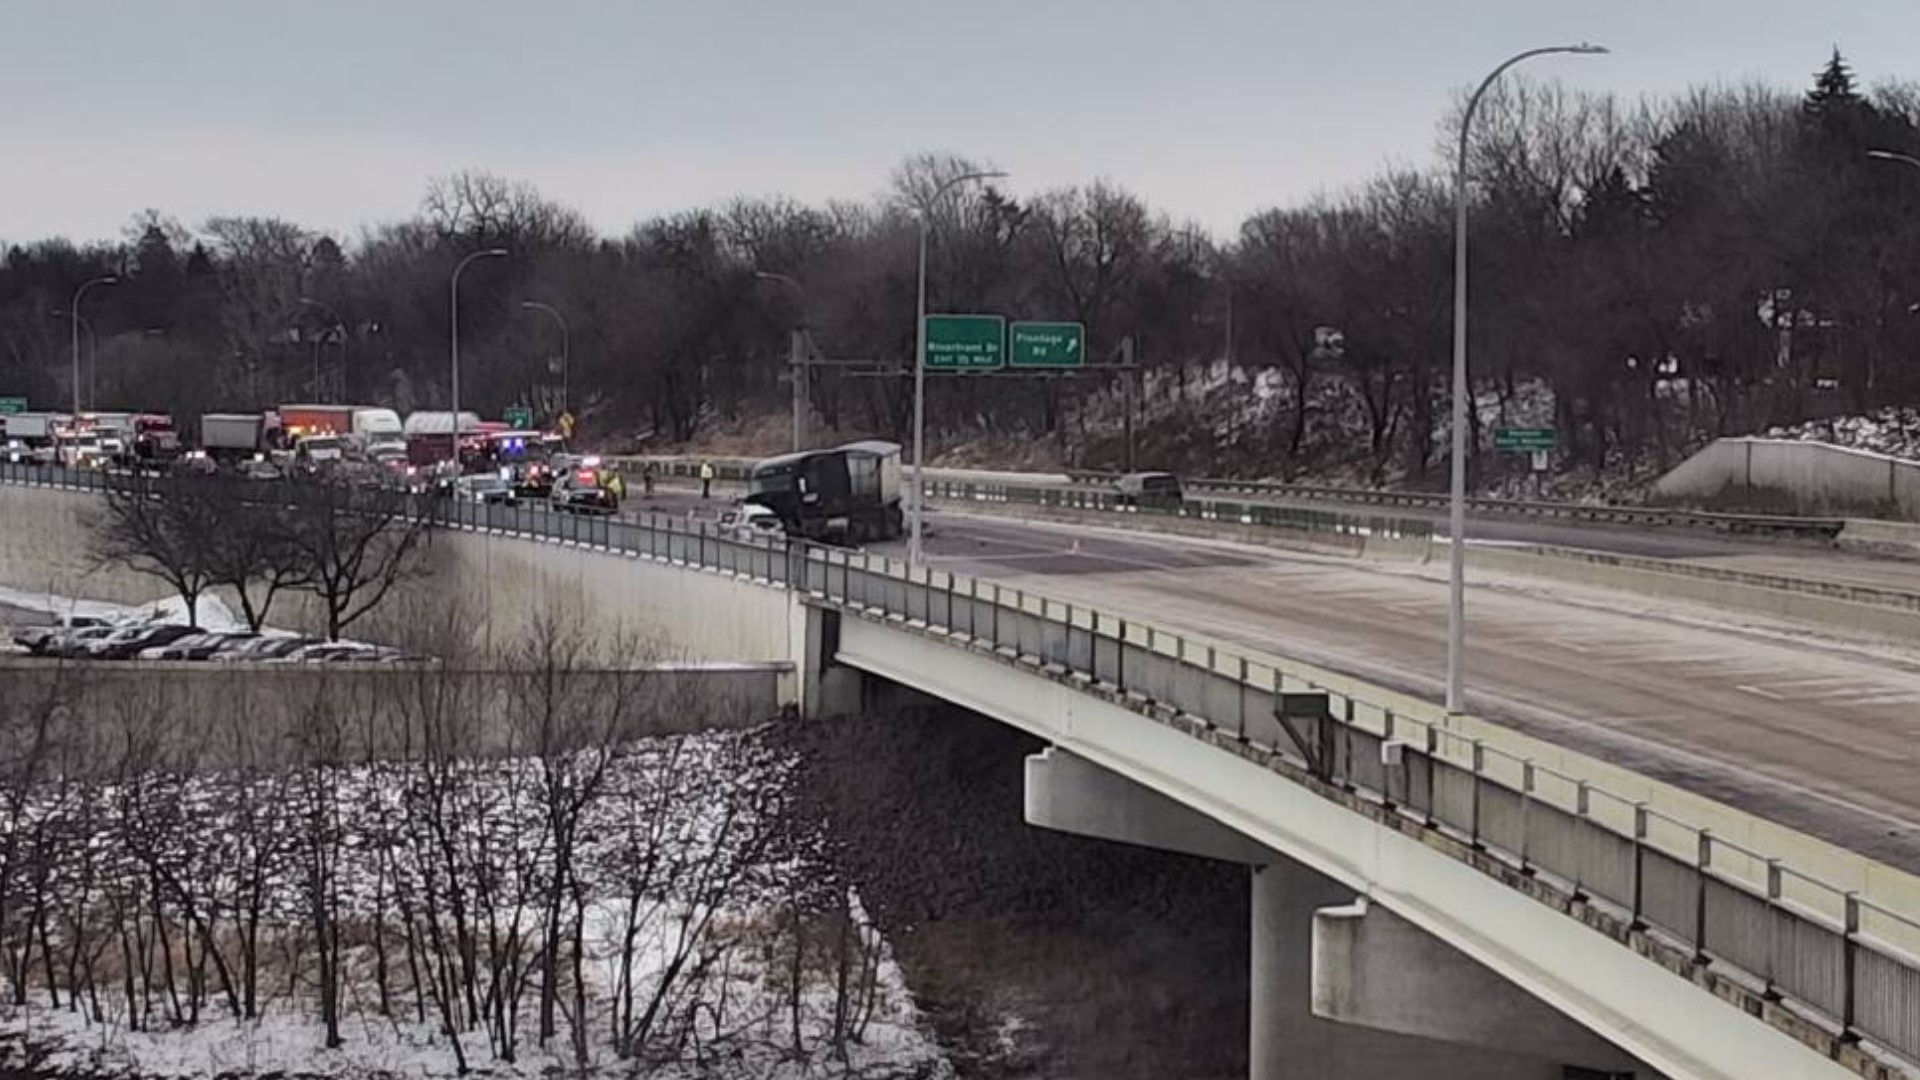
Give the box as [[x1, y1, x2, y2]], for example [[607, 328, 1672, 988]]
[[1026, 746, 1642, 1080], [1310, 897, 1647, 1074], [800, 606, 945, 718]]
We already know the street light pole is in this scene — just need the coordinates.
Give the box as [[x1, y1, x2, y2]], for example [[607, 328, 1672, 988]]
[[753, 271, 811, 452], [298, 297, 345, 403], [520, 301, 569, 416], [910, 169, 1007, 567], [48, 311, 96, 410], [70, 276, 117, 415], [1447, 44, 1606, 716], [1864, 151, 1920, 393], [450, 248, 508, 457]]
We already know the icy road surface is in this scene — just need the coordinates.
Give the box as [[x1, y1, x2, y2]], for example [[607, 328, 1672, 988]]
[[914, 512, 1920, 871]]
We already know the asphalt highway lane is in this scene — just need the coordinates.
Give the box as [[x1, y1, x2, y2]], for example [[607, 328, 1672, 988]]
[[912, 511, 1920, 871]]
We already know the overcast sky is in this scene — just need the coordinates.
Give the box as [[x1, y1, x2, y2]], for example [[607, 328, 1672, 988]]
[[3, 0, 1916, 247]]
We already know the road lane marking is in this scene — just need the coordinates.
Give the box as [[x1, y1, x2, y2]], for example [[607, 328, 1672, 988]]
[[1736, 683, 1787, 701]]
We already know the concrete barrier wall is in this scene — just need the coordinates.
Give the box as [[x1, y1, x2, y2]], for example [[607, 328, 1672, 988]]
[[1656, 437, 1920, 519], [0, 661, 786, 771], [0, 484, 194, 609], [439, 528, 797, 663], [1840, 517, 1920, 557], [1466, 543, 1920, 641], [0, 483, 798, 665], [934, 500, 1372, 561]]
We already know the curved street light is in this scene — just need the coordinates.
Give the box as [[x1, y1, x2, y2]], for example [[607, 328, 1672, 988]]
[[1447, 44, 1608, 715], [1868, 149, 1920, 171], [910, 169, 1008, 566], [70, 275, 117, 414], [520, 301, 570, 416], [450, 248, 508, 450]]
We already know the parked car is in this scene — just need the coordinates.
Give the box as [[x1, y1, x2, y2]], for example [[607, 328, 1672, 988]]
[[81, 623, 198, 660], [13, 614, 111, 653], [210, 636, 317, 662], [281, 641, 397, 663], [551, 467, 618, 515], [140, 631, 254, 661], [1112, 471, 1184, 509], [40, 624, 120, 658]]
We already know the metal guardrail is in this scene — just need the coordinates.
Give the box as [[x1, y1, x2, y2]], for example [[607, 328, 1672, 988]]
[[606, 456, 1434, 544], [5, 461, 1916, 1071], [1069, 470, 1848, 541], [921, 478, 1433, 543], [608, 454, 1846, 541]]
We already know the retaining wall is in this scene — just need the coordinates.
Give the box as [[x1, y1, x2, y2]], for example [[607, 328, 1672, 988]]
[[1656, 438, 1920, 519], [0, 660, 785, 772], [1465, 543, 1920, 641], [0, 483, 798, 665]]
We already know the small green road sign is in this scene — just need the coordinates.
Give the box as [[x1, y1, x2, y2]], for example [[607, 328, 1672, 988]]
[[923, 314, 1005, 370], [0, 397, 25, 415], [504, 405, 533, 429], [1009, 321, 1086, 368], [1494, 427, 1557, 452]]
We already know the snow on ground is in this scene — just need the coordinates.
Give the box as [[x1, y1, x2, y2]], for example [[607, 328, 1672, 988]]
[[0, 728, 952, 1079], [5, 884, 947, 1080], [1766, 408, 1920, 462], [0, 584, 251, 633]]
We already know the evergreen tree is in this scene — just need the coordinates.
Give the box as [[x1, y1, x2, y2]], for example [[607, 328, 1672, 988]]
[[184, 242, 215, 279], [1804, 49, 1860, 118], [133, 224, 181, 281]]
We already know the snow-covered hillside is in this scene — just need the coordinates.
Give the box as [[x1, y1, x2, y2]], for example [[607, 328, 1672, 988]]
[[1766, 408, 1920, 461], [0, 729, 949, 1080]]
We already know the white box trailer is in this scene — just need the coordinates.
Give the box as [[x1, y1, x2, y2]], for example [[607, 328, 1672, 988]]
[[2, 412, 63, 442], [201, 412, 269, 455]]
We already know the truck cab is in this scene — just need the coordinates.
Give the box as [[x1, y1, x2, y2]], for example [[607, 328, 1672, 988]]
[[745, 440, 903, 545]]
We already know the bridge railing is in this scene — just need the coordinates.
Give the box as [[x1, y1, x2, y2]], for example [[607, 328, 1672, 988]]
[[8, 461, 1916, 1068]]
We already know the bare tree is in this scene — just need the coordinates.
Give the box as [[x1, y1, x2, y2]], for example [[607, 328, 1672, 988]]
[[423, 170, 593, 252], [199, 477, 308, 633], [280, 478, 434, 641], [92, 475, 221, 626]]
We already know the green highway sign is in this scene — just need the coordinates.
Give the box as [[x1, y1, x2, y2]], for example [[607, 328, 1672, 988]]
[[504, 405, 533, 430], [1494, 427, 1557, 452], [1009, 321, 1086, 368], [0, 397, 24, 415], [923, 314, 1005, 370]]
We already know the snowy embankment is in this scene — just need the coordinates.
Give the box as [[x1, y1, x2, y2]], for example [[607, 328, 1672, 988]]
[[1766, 408, 1920, 462], [0, 724, 950, 1079], [0, 584, 251, 634]]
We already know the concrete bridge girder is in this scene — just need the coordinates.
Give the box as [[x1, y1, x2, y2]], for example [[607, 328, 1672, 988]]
[[1026, 745, 1649, 1079], [828, 614, 1858, 1080]]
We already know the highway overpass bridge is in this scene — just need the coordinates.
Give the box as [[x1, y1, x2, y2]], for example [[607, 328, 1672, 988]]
[[3, 468, 1919, 1079]]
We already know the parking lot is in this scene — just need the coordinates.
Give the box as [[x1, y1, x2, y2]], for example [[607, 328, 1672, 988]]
[[7, 607, 411, 666]]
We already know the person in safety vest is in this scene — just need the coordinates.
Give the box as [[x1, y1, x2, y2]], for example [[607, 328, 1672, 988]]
[[699, 460, 715, 499]]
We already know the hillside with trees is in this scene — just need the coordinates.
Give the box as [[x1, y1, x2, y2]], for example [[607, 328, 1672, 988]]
[[4, 53, 1918, 491]]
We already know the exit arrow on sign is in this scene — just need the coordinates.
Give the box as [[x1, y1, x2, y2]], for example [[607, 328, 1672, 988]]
[[1009, 321, 1087, 368]]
